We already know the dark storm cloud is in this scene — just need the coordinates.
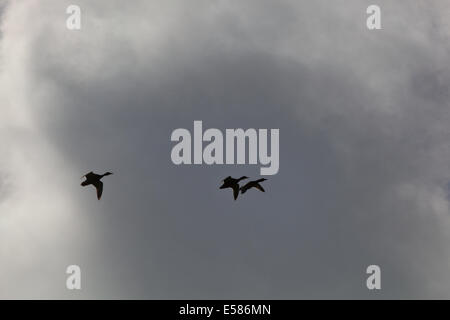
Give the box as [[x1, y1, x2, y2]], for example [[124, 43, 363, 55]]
[[1, 0, 450, 298]]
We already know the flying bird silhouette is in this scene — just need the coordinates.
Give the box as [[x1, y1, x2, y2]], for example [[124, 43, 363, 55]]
[[81, 171, 113, 200], [220, 176, 248, 200], [240, 178, 267, 194]]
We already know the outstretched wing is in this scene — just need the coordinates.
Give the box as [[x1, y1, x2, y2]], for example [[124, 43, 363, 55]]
[[254, 183, 265, 192], [92, 180, 103, 200], [223, 176, 232, 183], [232, 185, 239, 200], [240, 182, 249, 194]]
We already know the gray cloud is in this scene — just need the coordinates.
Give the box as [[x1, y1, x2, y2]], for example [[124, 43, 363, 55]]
[[1, 0, 450, 298]]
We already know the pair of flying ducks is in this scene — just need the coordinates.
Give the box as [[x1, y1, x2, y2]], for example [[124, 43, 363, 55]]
[[220, 176, 267, 200]]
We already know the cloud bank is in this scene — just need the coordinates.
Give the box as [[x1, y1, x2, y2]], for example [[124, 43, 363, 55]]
[[0, 0, 450, 298]]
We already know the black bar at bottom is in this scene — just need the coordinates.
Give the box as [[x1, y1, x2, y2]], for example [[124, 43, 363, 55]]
[[0, 300, 444, 318]]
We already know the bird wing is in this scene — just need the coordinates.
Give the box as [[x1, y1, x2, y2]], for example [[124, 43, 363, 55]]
[[232, 185, 239, 200], [240, 182, 250, 193], [92, 180, 103, 200], [223, 177, 232, 183], [254, 183, 265, 192]]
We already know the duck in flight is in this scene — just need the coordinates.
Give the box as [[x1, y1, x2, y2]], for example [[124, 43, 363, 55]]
[[240, 178, 267, 194], [220, 176, 248, 200], [81, 171, 113, 200]]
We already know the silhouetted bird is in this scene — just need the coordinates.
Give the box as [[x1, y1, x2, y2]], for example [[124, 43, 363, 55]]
[[81, 171, 113, 200], [240, 178, 267, 194], [220, 176, 248, 200]]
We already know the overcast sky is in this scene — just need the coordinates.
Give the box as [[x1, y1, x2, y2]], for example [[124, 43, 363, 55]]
[[1, 0, 450, 299]]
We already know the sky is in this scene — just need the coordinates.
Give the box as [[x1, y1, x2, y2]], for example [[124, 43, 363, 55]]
[[0, 0, 450, 299]]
